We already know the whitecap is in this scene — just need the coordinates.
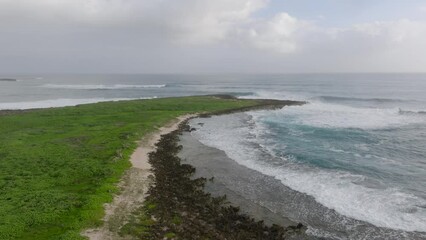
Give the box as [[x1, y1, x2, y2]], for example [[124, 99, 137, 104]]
[[268, 102, 424, 130]]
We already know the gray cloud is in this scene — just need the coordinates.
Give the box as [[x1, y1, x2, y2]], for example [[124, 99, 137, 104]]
[[1, 0, 426, 73]]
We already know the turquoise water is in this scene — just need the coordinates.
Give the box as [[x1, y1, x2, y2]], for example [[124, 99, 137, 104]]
[[1, 73, 426, 238], [248, 107, 426, 235], [242, 75, 426, 234]]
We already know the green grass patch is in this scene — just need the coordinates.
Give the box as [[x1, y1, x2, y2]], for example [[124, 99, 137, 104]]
[[0, 96, 265, 240]]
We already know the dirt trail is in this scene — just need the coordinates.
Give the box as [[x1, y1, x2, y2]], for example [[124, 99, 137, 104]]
[[82, 114, 195, 240]]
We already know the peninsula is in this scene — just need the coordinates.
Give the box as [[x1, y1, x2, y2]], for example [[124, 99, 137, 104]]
[[0, 96, 304, 239]]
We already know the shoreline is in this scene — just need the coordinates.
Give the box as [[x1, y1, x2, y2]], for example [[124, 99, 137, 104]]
[[124, 120, 306, 239], [129, 114, 196, 170], [80, 97, 306, 239], [83, 114, 196, 240], [182, 113, 426, 240], [178, 130, 298, 228]]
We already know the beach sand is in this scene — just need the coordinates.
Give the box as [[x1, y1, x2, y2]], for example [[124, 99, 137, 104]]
[[83, 114, 195, 240]]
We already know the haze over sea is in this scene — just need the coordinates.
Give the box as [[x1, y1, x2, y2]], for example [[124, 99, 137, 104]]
[[1, 73, 425, 239]]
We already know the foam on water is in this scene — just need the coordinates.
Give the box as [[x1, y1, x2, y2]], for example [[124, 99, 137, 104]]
[[272, 165, 426, 232], [239, 90, 307, 101], [0, 97, 154, 110], [240, 90, 425, 130], [266, 102, 424, 130], [190, 114, 426, 233], [41, 84, 167, 90]]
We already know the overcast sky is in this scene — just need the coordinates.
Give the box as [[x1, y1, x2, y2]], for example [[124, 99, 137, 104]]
[[1, 0, 426, 73]]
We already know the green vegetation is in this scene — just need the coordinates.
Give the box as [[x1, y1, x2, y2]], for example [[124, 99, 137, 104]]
[[0, 96, 268, 240]]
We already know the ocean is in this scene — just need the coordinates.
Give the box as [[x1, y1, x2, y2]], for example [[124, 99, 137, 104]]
[[1, 73, 425, 239]]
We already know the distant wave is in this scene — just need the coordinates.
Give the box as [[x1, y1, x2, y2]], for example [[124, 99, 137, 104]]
[[238, 91, 306, 101], [315, 96, 409, 104], [0, 78, 18, 82], [272, 102, 425, 130], [0, 97, 155, 110], [238, 91, 425, 129], [239, 92, 419, 105], [229, 92, 256, 97], [398, 109, 426, 115], [41, 84, 167, 90]]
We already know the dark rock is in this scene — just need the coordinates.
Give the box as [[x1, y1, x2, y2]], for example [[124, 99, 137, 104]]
[[131, 121, 305, 239]]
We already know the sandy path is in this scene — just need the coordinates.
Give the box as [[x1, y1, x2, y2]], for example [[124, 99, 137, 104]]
[[83, 114, 195, 240], [130, 114, 194, 169]]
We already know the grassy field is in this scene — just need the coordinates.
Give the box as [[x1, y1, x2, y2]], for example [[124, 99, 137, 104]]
[[0, 96, 266, 240]]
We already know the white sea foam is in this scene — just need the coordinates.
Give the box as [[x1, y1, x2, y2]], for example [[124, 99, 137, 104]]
[[190, 114, 426, 232], [238, 90, 307, 101], [239, 91, 425, 130], [0, 97, 154, 110], [41, 84, 166, 90], [268, 102, 424, 130], [272, 165, 426, 232]]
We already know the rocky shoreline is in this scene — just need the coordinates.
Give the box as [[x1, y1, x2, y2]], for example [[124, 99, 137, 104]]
[[178, 128, 297, 227], [121, 119, 306, 239]]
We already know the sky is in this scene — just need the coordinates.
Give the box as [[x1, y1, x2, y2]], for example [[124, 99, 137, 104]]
[[1, 0, 426, 73]]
